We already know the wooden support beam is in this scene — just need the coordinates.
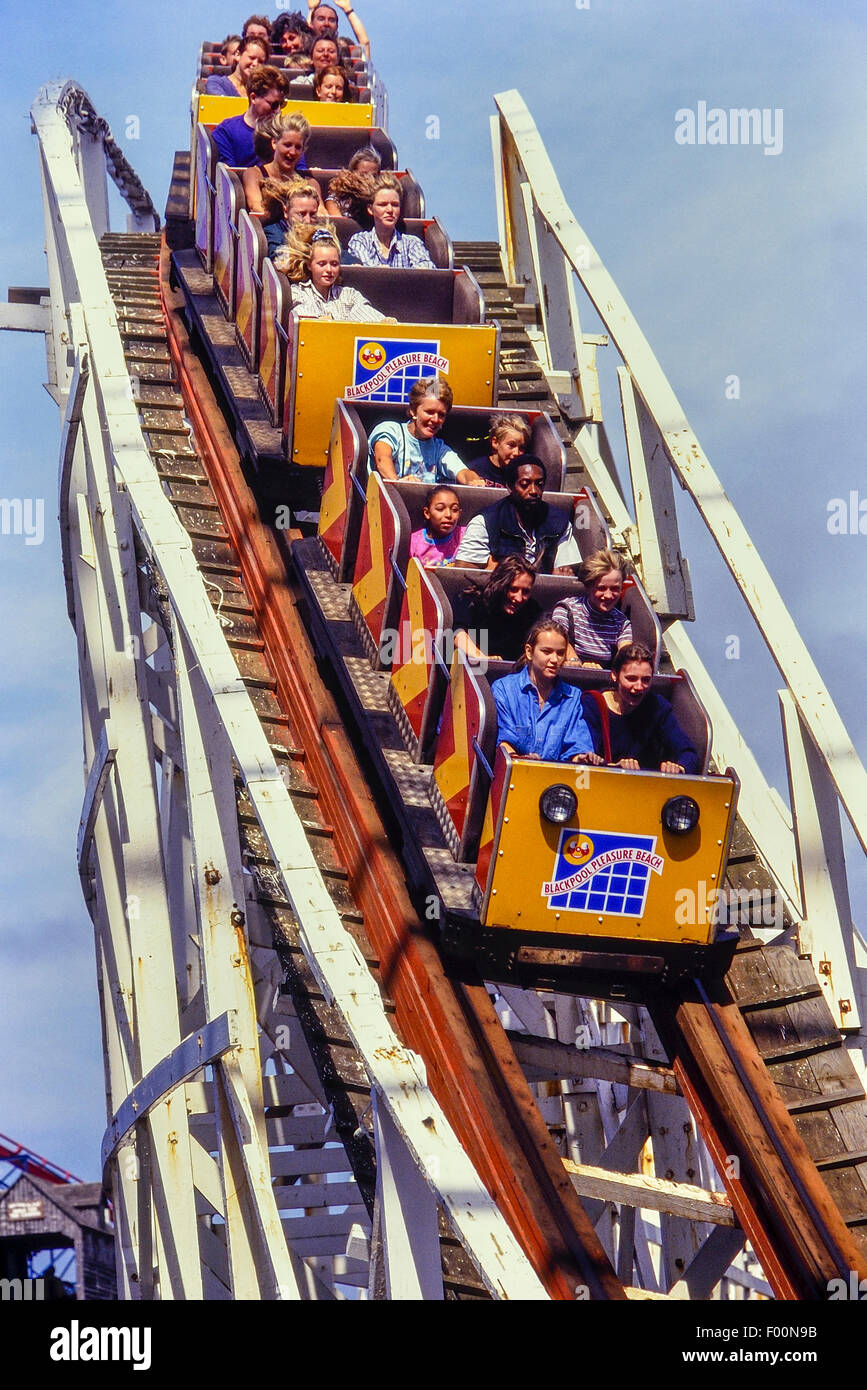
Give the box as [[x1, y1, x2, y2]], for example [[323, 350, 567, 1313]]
[[669, 1225, 747, 1301], [508, 1030, 679, 1094], [564, 1159, 735, 1227]]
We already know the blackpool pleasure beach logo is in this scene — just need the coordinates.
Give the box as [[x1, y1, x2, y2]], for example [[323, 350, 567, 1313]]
[[346, 338, 450, 403], [543, 829, 665, 918]]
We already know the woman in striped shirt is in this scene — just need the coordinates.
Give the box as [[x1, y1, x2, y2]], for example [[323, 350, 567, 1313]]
[[551, 549, 633, 668]]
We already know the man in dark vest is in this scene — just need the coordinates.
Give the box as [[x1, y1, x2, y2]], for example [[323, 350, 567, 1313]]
[[455, 455, 580, 573]]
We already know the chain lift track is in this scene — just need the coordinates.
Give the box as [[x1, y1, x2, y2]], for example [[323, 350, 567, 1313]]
[[18, 73, 867, 1299]]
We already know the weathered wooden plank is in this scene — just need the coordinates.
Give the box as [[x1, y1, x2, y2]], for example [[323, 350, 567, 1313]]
[[270, 1147, 355, 1179], [508, 1031, 678, 1094], [791, 1108, 848, 1161], [272, 1182, 363, 1211], [563, 1159, 734, 1226], [279, 1210, 370, 1239]]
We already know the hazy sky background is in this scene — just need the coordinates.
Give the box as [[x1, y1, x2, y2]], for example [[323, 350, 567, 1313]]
[[1, 1, 865, 1182]]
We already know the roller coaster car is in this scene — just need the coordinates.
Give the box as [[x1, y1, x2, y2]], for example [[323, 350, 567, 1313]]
[[388, 560, 660, 763], [456, 753, 741, 998], [318, 401, 565, 583], [256, 265, 498, 467], [432, 650, 739, 999]]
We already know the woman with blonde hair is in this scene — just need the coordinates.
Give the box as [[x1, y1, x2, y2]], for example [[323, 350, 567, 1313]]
[[551, 547, 633, 668], [277, 223, 391, 321], [261, 177, 322, 258], [243, 112, 321, 215]]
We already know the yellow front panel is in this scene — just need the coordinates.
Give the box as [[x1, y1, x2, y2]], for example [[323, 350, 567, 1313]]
[[290, 322, 498, 467], [486, 764, 736, 946], [196, 95, 374, 129]]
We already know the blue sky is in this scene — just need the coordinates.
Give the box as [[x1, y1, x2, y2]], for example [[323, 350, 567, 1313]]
[[1, 1, 865, 1182]]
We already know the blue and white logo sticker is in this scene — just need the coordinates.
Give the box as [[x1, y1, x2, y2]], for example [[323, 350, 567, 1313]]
[[345, 338, 449, 404], [543, 829, 665, 918]]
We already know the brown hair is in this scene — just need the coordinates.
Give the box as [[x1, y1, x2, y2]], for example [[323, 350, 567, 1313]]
[[238, 32, 271, 61], [242, 14, 272, 37], [407, 377, 453, 414], [219, 33, 242, 62], [246, 66, 289, 99], [462, 553, 536, 619], [314, 65, 353, 101], [326, 168, 376, 221], [611, 642, 654, 675], [515, 616, 570, 669], [348, 146, 382, 173]]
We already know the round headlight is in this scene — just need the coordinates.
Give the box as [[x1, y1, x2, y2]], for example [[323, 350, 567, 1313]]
[[662, 795, 700, 835], [539, 784, 578, 824]]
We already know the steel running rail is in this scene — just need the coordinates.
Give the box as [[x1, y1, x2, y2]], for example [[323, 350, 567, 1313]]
[[32, 77, 546, 1301]]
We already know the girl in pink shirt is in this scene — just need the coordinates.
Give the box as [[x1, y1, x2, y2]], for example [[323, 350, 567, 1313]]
[[409, 486, 466, 566]]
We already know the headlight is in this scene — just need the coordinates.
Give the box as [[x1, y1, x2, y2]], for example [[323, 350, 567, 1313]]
[[539, 784, 578, 824], [662, 795, 700, 835]]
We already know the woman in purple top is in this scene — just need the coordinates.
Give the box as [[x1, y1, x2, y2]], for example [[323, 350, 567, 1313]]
[[211, 66, 289, 168], [409, 486, 466, 566], [206, 33, 270, 97]]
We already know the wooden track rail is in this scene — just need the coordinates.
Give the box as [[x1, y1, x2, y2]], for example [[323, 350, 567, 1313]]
[[653, 981, 866, 1299]]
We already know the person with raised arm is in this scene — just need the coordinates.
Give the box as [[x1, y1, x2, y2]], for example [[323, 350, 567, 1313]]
[[347, 173, 435, 268], [308, 0, 371, 61], [492, 619, 598, 763], [212, 66, 289, 168]]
